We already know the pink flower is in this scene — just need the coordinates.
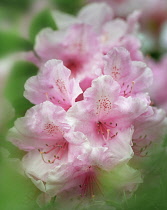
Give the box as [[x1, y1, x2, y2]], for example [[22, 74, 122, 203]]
[[52, 2, 114, 33], [67, 129, 134, 172], [21, 132, 134, 199], [7, 2, 167, 205], [87, 0, 167, 22], [133, 107, 167, 157], [67, 75, 148, 145], [98, 10, 142, 60], [8, 101, 70, 155], [24, 60, 82, 110], [77, 2, 114, 33], [102, 47, 152, 97], [31, 24, 100, 80], [22, 152, 102, 198], [87, 0, 167, 50], [26, 3, 143, 80], [19, 133, 94, 197], [8, 108, 134, 199]]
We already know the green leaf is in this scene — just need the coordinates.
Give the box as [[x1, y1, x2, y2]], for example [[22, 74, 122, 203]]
[[0, 158, 40, 210], [0, 31, 33, 58], [4, 61, 38, 122], [29, 9, 57, 43]]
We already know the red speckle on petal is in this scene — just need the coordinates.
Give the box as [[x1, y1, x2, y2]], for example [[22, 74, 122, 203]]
[[112, 66, 120, 80], [56, 79, 67, 93], [43, 122, 61, 136], [96, 96, 112, 115]]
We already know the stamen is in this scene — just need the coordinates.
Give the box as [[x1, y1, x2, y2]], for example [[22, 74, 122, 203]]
[[132, 136, 150, 157], [79, 167, 102, 199], [96, 121, 118, 141], [107, 129, 110, 141], [122, 81, 135, 97], [110, 132, 118, 139], [38, 142, 68, 164], [45, 92, 49, 100]]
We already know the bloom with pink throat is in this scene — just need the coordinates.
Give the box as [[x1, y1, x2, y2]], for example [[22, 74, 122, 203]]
[[24, 60, 82, 110], [102, 47, 152, 97], [26, 3, 143, 80], [67, 75, 148, 146], [30, 23, 100, 81], [8, 109, 134, 200]]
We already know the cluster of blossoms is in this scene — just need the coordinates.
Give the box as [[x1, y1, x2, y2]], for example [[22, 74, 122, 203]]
[[88, 0, 167, 20], [8, 3, 167, 206], [88, 0, 167, 52]]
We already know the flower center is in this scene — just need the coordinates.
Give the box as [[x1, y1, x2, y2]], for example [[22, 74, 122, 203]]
[[38, 141, 68, 163], [64, 58, 83, 77], [96, 121, 118, 141], [79, 167, 101, 198]]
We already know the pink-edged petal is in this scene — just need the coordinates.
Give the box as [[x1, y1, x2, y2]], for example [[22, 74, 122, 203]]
[[83, 75, 121, 118], [78, 3, 114, 33], [8, 101, 70, 151], [114, 94, 149, 122], [22, 150, 54, 183], [101, 19, 127, 48], [34, 24, 100, 79], [126, 10, 141, 33], [68, 75, 149, 145], [104, 47, 132, 81], [51, 10, 80, 30], [62, 24, 99, 57], [24, 59, 82, 110], [131, 61, 153, 93], [120, 35, 143, 61], [104, 47, 152, 96], [67, 102, 96, 144], [22, 150, 73, 196], [34, 28, 65, 62], [133, 107, 167, 150], [91, 127, 134, 171]]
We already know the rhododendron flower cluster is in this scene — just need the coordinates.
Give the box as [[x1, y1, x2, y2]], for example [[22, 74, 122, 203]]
[[8, 3, 167, 207], [88, 0, 167, 52], [88, 0, 167, 20]]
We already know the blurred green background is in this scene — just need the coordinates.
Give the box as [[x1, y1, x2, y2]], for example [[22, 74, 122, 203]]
[[0, 0, 167, 209]]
